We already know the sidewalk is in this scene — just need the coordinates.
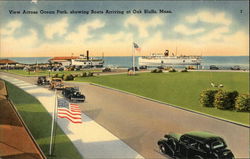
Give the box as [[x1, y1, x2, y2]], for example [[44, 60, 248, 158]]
[[2, 75, 144, 159]]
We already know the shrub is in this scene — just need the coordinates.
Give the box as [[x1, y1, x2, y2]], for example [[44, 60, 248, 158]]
[[57, 74, 64, 79], [169, 68, 177, 72], [73, 74, 79, 77], [63, 74, 74, 81], [80, 72, 94, 77], [52, 73, 58, 78], [200, 89, 218, 107], [181, 68, 188, 72], [214, 90, 238, 110], [81, 72, 87, 77], [235, 94, 250, 112], [151, 69, 163, 73]]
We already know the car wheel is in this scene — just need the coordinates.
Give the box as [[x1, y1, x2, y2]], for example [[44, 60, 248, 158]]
[[159, 144, 166, 154], [159, 143, 175, 157]]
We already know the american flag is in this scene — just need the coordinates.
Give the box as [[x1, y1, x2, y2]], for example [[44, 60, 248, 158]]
[[57, 98, 82, 124], [133, 42, 141, 52]]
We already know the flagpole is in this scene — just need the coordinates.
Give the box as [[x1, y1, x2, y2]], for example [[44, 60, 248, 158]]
[[49, 89, 57, 156], [132, 42, 135, 74]]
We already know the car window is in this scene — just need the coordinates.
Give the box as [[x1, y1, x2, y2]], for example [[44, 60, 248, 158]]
[[188, 139, 198, 149], [211, 140, 225, 149], [180, 136, 190, 144]]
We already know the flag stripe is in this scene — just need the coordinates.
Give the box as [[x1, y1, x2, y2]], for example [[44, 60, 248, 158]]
[[58, 108, 81, 115], [57, 102, 82, 123], [58, 113, 81, 120], [58, 115, 82, 124], [58, 110, 81, 117]]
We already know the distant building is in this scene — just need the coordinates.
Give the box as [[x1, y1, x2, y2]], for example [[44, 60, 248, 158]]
[[49, 56, 79, 66], [0, 59, 19, 66]]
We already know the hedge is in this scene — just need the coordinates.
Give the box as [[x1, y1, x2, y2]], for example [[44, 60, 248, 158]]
[[200, 89, 218, 107], [81, 72, 94, 77], [214, 90, 238, 110], [235, 94, 250, 112], [169, 68, 177, 72], [63, 74, 74, 81], [151, 69, 163, 73]]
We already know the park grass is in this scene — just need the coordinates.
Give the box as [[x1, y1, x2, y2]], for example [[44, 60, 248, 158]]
[[75, 71, 249, 125], [5, 81, 82, 159], [1, 69, 100, 76]]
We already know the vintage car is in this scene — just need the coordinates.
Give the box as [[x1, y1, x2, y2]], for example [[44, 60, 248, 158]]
[[230, 65, 241, 70], [49, 78, 64, 90], [102, 67, 112, 72], [128, 67, 139, 71], [37, 76, 50, 85], [62, 87, 85, 102], [209, 65, 219, 70], [157, 131, 234, 159]]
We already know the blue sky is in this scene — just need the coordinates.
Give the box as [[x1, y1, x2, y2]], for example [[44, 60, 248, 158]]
[[0, 0, 249, 57]]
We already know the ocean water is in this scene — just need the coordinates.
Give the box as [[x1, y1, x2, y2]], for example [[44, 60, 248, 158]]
[[1, 56, 249, 70]]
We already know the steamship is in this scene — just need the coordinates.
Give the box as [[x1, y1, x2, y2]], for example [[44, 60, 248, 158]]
[[138, 50, 201, 67], [49, 50, 104, 68]]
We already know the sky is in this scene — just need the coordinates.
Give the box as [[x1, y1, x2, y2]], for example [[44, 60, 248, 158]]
[[0, 0, 249, 57]]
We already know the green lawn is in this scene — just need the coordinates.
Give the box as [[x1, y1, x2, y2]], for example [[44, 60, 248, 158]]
[[75, 71, 249, 125], [5, 81, 82, 159], [1, 69, 100, 76]]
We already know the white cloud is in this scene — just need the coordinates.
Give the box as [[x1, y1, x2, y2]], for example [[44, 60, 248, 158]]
[[199, 26, 229, 41], [65, 19, 105, 42], [124, 16, 163, 38], [1, 29, 39, 57], [185, 11, 231, 26], [44, 17, 69, 39], [1, 20, 22, 36], [174, 24, 205, 35], [102, 31, 132, 42]]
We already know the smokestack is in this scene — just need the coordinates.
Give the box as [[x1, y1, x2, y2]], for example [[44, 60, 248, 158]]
[[86, 50, 89, 60]]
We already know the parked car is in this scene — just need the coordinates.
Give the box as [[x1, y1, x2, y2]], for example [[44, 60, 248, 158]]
[[230, 65, 240, 70], [157, 131, 234, 159], [128, 67, 139, 71], [49, 78, 64, 90], [102, 67, 112, 72], [37, 76, 50, 85], [210, 65, 219, 70], [62, 87, 85, 102], [139, 65, 147, 70]]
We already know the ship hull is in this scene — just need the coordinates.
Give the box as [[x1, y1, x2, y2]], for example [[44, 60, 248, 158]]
[[139, 56, 201, 66]]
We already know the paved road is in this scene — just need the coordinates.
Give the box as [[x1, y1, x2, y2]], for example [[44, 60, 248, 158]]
[[1, 74, 144, 159], [1, 72, 249, 159]]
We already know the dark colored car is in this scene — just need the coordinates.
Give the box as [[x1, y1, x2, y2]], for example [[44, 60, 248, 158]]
[[139, 65, 147, 70], [102, 67, 111, 72], [37, 76, 50, 85], [230, 65, 240, 70], [62, 87, 85, 102], [210, 65, 219, 70], [157, 131, 234, 159], [128, 67, 139, 71]]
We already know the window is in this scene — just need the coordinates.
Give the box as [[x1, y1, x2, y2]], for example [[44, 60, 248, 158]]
[[211, 140, 225, 149]]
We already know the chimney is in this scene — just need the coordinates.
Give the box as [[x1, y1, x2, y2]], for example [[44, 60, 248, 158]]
[[86, 50, 89, 60]]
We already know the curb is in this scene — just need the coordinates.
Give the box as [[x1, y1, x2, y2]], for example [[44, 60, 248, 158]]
[[90, 83, 250, 129]]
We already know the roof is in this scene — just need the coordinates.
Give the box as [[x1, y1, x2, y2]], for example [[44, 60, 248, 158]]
[[49, 56, 79, 61], [0, 59, 19, 64], [185, 131, 220, 139], [167, 133, 182, 140]]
